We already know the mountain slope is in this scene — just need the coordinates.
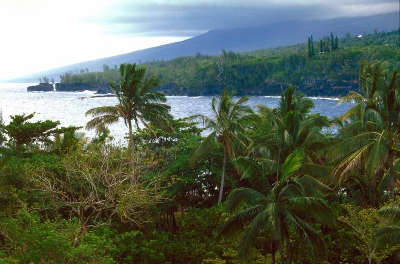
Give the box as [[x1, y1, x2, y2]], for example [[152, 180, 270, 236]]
[[17, 12, 398, 81]]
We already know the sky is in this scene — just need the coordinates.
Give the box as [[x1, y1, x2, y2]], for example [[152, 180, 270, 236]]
[[0, 0, 397, 80]]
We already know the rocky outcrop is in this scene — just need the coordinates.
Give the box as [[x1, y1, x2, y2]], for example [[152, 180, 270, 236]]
[[95, 84, 113, 94], [27, 83, 113, 94], [27, 83, 54, 92], [27, 79, 358, 97], [156, 83, 187, 96], [55, 83, 112, 93], [55, 83, 94, 92]]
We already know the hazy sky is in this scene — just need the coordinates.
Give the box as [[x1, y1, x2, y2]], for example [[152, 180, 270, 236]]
[[0, 0, 397, 80]]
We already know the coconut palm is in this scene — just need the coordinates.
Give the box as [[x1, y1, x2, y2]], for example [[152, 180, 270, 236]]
[[269, 86, 330, 162], [192, 90, 252, 204], [86, 63, 171, 148], [221, 149, 334, 264], [374, 205, 400, 249], [236, 86, 330, 188], [331, 61, 400, 203], [362, 204, 400, 264]]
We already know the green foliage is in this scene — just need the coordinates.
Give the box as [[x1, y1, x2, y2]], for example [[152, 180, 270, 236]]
[[2, 52, 400, 263], [193, 90, 252, 204], [1, 113, 60, 149], [134, 118, 222, 207], [145, 30, 399, 96], [59, 68, 120, 86], [307, 35, 315, 58], [0, 210, 118, 263], [0, 210, 75, 263], [331, 61, 400, 206], [55, 30, 400, 97], [86, 63, 172, 148], [0, 152, 63, 215]]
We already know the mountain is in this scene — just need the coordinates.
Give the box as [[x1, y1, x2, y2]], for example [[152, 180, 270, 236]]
[[16, 12, 398, 81]]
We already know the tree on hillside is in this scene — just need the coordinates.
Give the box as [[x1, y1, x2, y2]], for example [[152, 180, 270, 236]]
[[0, 110, 5, 146], [85, 63, 171, 148], [308, 35, 315, 58], [330, 33, 335, 51], [334, 36, 339, 50]]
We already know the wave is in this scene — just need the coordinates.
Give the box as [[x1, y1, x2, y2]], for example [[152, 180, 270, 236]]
[[263, 95, 282, 99], [264, 95, 340, 101], [166, 96, 190, 98], [74, 90, 97, 94], [166, 95, 341, 101], [307, 97, 340, 101]]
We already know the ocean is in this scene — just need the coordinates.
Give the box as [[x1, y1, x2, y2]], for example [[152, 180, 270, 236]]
[[0, 83, 353, 143]]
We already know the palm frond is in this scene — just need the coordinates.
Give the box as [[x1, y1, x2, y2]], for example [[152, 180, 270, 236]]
[[281, 148, 305, 182], [190, 131, 217, 165], [378, 206, 400, 223], [288, 196, 335, 226], [225, 187, 268, 212], [85, 115, 119, 130], [373, 225, 400, 250], [238, 207, 270, 259], [219, 205, 264, 237], [85, 106, 118, 117]]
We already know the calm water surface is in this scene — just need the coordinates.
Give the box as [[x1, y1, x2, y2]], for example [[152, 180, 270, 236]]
[[0, 83, 353, 142]]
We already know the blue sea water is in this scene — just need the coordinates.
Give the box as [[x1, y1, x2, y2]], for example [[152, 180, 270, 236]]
[[0, 83, 353, 143]]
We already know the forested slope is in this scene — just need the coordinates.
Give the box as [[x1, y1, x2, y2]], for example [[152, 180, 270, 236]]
[[48, 30, 400, 96], [145, 30, 400, 96]]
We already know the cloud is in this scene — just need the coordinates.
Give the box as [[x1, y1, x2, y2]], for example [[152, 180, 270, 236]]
[[90, 0, 397, 37]]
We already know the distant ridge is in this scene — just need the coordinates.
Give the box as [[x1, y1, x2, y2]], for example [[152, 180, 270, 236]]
[[15, 12, 398, 82]]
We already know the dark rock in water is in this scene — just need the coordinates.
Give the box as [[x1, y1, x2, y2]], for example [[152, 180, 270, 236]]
[[95, 84, 113, 94], [55, 83, 113, 94], [156, 83, 187, 96], [28, 82, 113, 94], [56, 83, 94, 92], [27, 83, 54, 92]]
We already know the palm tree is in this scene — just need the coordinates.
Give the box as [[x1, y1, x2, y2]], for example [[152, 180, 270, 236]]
[[192, 90, 252, 204], [331, 61, 400, 203], [236, 86, 330, 189], [86, 63, 171, 148], [374, 205, 400, 249], [364, 204, 400, 264], [270, 86, 330, 162], [221, 149, 334, 264]]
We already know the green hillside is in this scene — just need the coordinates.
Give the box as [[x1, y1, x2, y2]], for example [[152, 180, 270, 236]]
[[55, 30, 400, 96], [145, 30, 400, 96]]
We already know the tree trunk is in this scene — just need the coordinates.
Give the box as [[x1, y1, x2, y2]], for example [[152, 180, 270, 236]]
[[73, 222, 87, 248], [134, 116, 140, 131], [279, 242, 287, 264], [368, 248, 375, 264], [271, 250, 276, 264], [388, 148, 395, 200], [286, 241, 292, 264], [127, 120, 133, 149], [218, 147, 227, 204]]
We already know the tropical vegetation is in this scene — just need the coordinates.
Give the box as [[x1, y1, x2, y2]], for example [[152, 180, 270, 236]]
[[1, 31, 400, 263], [52, 30, 400, 97]]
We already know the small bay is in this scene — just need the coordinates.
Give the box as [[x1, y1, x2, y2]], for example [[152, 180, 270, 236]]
[[0, 83, 353, 142]]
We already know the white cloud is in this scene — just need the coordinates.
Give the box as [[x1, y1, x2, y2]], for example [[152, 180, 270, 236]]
[[0, 0, 187, 80]]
